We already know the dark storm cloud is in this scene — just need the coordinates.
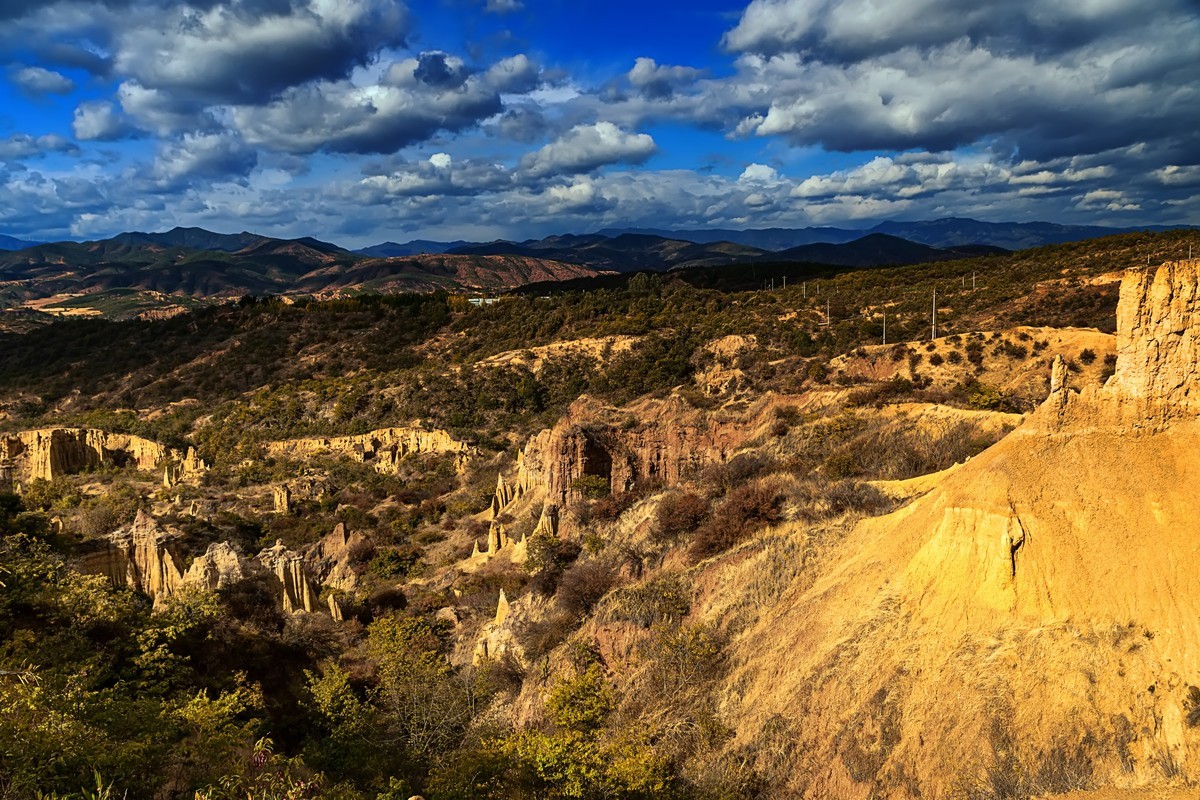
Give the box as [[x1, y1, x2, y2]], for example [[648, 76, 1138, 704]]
[[113, 0, 409, 106], [713, 0, 1200, 167], [722, 0, 1171, 61], [414, 51, 469, 88]]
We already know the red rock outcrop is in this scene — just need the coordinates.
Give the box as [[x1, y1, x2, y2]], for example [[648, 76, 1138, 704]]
[[520, 395, 751, 505]]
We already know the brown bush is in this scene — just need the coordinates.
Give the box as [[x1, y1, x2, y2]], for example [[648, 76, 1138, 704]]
[[556, 559, 618, 615], [652, 491, 711, 542], [587, 491, 637, 523], [824, 419, 1003, 481], [690, 483, 782, 560], [701, 453, 778, 497]]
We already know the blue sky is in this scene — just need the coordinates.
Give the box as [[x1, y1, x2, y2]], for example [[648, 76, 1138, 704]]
[[0, 0, 1197, 248]]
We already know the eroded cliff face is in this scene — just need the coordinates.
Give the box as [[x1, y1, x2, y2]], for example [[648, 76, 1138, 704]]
[[78, 510, 188, 608], [257, 541, 319, 615], [1099, 261, 1200, 420], [304, 522, 368, 593], [264, 427, 475, 474], [520, 395, 753, 506], [78, 513, 368, 616], [722, 261, 1200, 798], [0, 428, 206, 485]]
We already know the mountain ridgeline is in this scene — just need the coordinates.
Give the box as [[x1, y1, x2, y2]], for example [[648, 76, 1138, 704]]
[[0, 219, 1192, 326]]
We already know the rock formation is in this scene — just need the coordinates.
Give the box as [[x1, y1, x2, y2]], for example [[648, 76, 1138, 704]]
[[724, 261, 1200, 797], [183, 542, 256, 592], [272, 484, 291, 514], [257, 540, 319, 614], [0, 428, 206, 485], [520, 396, 749, 505], [78, 510, 188, 608], [77, 513, 361, 616], [489, 455, 537, 518], [265, 427, 474, 474], [1100, 260, 1200, 420], [304, 522, 368, 592]]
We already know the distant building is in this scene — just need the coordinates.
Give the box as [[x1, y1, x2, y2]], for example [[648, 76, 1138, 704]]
[[468, 297, 501, 307]]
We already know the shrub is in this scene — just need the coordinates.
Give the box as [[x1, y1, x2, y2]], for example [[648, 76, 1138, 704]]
[[847, 376, 914, 407], [556, 560, 618, 615], [690, 483, 782, 560], [651, 492, 710, 542], [587, 491, 637, 523], [368, 547, 421, 579], [702, 453, 777, 497], [966, 382, 1016, 411], [520, 611, 576, 662], [525, 533, 582, 596], [610, 573, 691, 627], [928, 353, 945, 367], [639, 623, 725, 696], [547, 665, 614, 733], [1079, 348, 1097, 365], [825, 481, 894, 517], [1099, 352, 1118, 382], [571, 474, 611, 499]]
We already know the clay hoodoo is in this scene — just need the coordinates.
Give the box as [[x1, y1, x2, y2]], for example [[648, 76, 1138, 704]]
[[304, 522, 369, 592], [184, 542, 257, 592], [78, 512, 363, 616], [265, 426, 475, 474], [257, 540, 319, 614], [726, 261, 1200, 798]]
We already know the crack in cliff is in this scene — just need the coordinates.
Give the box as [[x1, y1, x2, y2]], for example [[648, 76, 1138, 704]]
[[1007, 501, 1028, 580]]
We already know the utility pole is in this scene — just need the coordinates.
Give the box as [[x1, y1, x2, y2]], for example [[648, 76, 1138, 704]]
[[932, 289, 937, 340], [826, 299, 831, 326], [882, 312, 887, 345], [972, 272, 976, 290], [782, 276, 786, 289]]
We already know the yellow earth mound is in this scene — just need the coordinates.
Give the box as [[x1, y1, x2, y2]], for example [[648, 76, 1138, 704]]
[[725, 262, 1200, 799]]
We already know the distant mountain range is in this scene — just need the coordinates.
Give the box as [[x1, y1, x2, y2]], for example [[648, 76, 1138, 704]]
[[599, 218, 1191, 251], [355, 240, 474, 258], [0, 227, 602, 319], [358, 218, 1190, 257], [0, 234, 45, 251], [0, 218, 1193, 321]]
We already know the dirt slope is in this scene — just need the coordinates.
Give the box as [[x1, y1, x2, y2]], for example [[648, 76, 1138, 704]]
[[723, 261, 1200, 799]]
